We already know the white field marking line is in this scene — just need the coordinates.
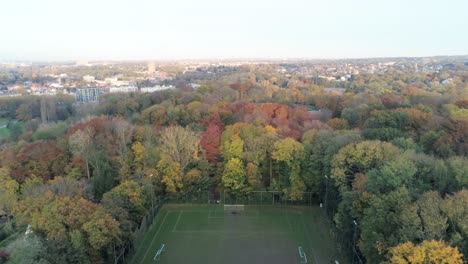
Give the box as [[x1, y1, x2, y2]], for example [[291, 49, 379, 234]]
[[172, 210, 183, 232], [139, 211, 170, 264], [300, 215, 319, 264]]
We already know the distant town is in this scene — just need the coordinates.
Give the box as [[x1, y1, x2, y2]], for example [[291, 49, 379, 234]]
[[1, 56, 466, 102]]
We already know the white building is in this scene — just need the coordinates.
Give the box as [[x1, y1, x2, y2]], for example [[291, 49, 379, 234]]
[[140, 85, 175, 93], [109, 86, 138, 93], [190, 83, 201, 89], [148, 62, 156, 73], [105, 77, 119, 85], [83, 75, 95, 82]]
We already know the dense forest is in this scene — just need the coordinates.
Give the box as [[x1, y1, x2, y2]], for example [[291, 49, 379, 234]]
[[0, 63, 467, 263]]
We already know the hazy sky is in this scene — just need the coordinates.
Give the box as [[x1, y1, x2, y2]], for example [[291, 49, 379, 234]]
[[1, 0, 467, 61]]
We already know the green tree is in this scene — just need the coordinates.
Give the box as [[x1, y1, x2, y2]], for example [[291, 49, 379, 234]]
[[443, 190, 468, 257], [102, 180, 146, 223], [331, 140, 400, 191], [360, 187, 420, 263], [416, 191, 447, 240], [301, 130, 361, 202], [6, 236, 49, 264], [447, 156, 468, 188], [366, 155, 417, 193]]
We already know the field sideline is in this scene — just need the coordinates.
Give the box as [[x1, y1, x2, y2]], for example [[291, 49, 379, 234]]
[[130, 204, 340, 264]]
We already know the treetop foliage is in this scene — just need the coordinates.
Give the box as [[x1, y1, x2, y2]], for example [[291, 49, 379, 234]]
[[0, 61, 467, 263]]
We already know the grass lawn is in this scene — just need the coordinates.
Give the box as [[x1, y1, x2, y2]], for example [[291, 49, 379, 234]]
[[0, 128, 10, 137], [0, 118, 11, 137], [131, 204, 341, 264]]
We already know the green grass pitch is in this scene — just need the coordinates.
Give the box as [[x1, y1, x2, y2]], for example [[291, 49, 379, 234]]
[[130, 204, 340, 264]]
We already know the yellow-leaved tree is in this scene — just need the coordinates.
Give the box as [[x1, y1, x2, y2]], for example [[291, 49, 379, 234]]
[[222, 158, 249, 195], [386, 240, 463, 264], [271, 137, 305, 200], [157, 156, 182, 193], [0, 168, 19, 225]]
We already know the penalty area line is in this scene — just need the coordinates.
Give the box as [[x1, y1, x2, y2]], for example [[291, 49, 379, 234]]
[[140, 211, 170, 264], [172, 210, 183, 232], [300, 214, 319, 264]]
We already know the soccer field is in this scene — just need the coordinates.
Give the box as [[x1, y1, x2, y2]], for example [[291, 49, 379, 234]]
[[130, 204, 340, 264]]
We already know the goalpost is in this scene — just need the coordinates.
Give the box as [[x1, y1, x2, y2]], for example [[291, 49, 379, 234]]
[[154, 244, 166, 262], [298, 246, 307, 263]]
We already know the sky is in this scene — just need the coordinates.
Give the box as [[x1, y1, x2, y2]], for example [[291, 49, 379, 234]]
[[1, 0, 467, 61]]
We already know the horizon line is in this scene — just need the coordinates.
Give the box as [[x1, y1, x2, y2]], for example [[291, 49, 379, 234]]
[[1, 54, 468, 64]]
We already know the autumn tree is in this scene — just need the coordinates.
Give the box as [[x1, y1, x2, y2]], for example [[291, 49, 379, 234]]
[[69, 128, 93, 179], [11, 140, 68, 183], [246, 162, 262, 189], [15, 103, 32, 121], [156, 156, 182, 193], [272, 137, 305, 200], [229, 80, 248, 101], [159, 126, 199, 174], [386, 240, 463, 264], [200, 123, 223, 163], [0, 168, 19, 226], [327, 118, 350, 130], [15, 191, 121, 262], [222, 158, 249, 196], [113, 117, 134, 180], [131, 141, 146, 169], [221, 134, 244, 160], [102, 180, 146, 223]]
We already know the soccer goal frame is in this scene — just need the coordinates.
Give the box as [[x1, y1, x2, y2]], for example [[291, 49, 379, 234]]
[[298, 246, 307, 263], [154, 244, 166, 261]]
